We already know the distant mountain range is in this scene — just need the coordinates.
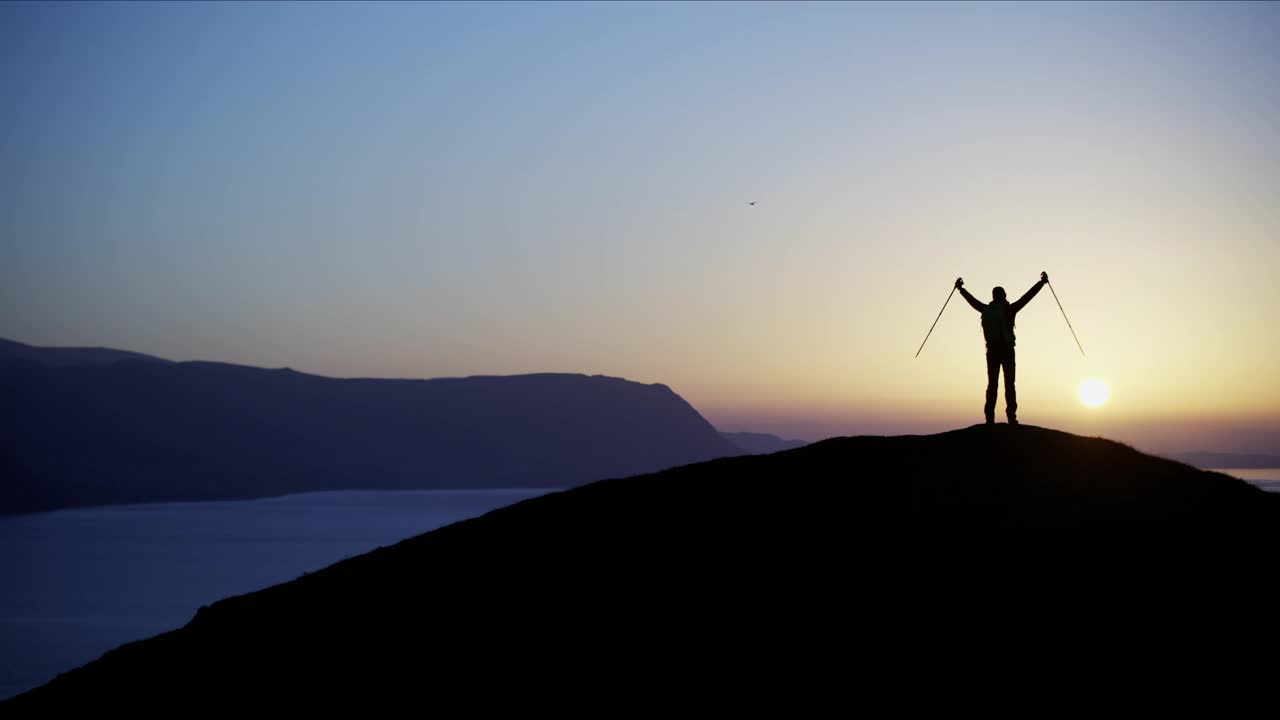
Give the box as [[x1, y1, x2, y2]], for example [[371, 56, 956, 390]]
[[9, 425, 1278, 713], [1174, 451, 1280, 469], [0, 337, 171, 367], [0, 338, 741, 515], [720, 431, 808, 454]]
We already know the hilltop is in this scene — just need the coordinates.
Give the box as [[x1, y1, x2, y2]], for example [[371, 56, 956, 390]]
[[8, 425, 1278, 714], [0, 338, 740, 514]]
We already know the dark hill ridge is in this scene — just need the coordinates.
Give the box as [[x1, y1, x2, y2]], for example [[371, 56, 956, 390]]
[[8, 425, 1278, 714], [0, 357, 739, 514]]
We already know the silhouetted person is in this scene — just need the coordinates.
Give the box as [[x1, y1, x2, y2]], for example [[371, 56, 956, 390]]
[[956, 272, 1048, 424]]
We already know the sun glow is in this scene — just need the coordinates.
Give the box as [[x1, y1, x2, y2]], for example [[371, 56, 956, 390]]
[[1078, 378, 1110, 408]]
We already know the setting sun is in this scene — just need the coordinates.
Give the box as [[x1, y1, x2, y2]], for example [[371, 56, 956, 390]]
[[1078, 379, 1110, 408]]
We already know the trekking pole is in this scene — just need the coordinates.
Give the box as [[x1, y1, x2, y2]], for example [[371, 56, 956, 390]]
[[1046, 278, 1086, 357], [915, 282, 957, 358]]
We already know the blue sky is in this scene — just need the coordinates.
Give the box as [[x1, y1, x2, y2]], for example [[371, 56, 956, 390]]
[[3, 2, 1278, 450]]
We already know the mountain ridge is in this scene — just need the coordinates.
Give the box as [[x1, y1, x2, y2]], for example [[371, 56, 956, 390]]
[[0, 337, 171, 367], [0, 349, 739, 514], [1175, 450, 1280, 469], [719, 431, 808, 454]]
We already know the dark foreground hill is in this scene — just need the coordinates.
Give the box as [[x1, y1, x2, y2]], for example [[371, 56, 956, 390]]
[[0, 342, 739, 514], [8, 425, 1278, 715]]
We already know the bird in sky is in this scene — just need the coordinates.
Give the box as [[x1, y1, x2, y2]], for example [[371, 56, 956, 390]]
[[747, 201, 757, 206]]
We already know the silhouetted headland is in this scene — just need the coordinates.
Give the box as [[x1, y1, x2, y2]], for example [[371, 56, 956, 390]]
[[0, 338, 740, 514], [720, 430, 808, 454], [8, 425, 1277, 714]]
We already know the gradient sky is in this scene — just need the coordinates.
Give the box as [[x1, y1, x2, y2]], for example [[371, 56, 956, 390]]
[[3, 2, 1278, 454]]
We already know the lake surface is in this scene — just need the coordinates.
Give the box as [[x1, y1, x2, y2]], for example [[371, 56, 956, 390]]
[[0, 489, 551, 701], [1209, 468, 1280, 493]]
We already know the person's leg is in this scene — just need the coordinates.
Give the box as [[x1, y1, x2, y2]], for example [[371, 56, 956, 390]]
[[1004, 350, 1018, 423], [985, 349, 999, 424]]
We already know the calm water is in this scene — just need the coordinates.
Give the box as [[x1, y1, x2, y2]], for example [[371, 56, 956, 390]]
[[1210, 468, 1280, 493], [0, 489, 551, 700]]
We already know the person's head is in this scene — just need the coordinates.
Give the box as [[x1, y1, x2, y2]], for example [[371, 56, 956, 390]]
[[991, 287, 1007, 302]]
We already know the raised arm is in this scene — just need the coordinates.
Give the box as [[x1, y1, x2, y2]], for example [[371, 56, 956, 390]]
[[1010, 271, 1049, 313], [955, 278, 986, 312]]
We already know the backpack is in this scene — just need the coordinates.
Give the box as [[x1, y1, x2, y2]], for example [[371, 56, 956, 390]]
[[981, 301, 1015, 348]]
